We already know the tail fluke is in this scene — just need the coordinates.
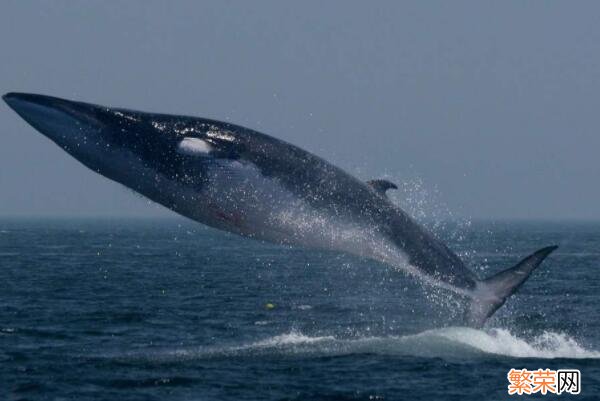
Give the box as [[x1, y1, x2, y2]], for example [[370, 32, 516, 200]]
[[466, 245, 558, 328]]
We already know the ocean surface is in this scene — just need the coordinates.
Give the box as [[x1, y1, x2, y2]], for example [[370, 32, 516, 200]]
[[1, 217, 599, 400]]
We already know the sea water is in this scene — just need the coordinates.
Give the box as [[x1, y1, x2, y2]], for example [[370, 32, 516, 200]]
[[1, 218, 599, 400]]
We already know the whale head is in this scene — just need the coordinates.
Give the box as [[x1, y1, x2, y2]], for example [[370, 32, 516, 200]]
[[2, 92, 245, 211]]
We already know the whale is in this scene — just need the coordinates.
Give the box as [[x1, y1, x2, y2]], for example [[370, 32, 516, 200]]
[[3, 92, 557, 327]]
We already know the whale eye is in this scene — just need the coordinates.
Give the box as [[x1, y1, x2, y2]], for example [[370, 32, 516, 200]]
[[177, 137, 212, 155]]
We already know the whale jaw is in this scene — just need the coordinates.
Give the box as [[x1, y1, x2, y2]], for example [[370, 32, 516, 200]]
[[3, 93, 116, 174]]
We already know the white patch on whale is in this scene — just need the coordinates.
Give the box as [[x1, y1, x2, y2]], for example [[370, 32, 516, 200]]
[[177, 137, 212, 155]]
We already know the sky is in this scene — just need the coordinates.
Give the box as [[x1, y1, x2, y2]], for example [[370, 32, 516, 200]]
[[1, 1, 599, 220]]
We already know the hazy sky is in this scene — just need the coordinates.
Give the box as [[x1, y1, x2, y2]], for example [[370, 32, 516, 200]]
[[1, 1, 599, 220]]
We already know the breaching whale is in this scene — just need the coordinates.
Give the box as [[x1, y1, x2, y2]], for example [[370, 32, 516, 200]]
[[3, 92, 557, 327]]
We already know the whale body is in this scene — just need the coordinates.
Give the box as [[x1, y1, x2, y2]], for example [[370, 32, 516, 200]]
[[3, 93, 557, 327]]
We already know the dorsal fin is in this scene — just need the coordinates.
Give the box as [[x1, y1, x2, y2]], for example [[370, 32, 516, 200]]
[[366, 179, 398, 196]]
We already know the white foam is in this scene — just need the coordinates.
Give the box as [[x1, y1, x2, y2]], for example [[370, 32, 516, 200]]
[[431, 327, 600, 359], [252, 332, 335, 347], [119, 327, 600, 363]]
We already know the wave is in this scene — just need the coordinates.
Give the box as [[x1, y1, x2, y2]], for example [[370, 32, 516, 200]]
[[118, 327, 600, 363], [422, 327, 600, 359]]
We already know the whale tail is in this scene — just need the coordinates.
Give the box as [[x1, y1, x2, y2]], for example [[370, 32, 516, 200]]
[[466, 245, 558, 328]]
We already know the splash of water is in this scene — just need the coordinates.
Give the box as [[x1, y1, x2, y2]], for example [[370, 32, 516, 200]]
[[118, 327, 600, 363], [431, 327, 599, 359]]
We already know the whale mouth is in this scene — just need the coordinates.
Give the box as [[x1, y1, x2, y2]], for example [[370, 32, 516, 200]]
[[3, 92, 104, 148], [2, 92, 133, 182]]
